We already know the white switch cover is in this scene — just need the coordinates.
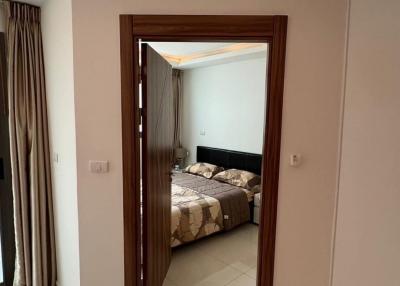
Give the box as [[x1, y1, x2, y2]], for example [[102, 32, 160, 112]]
[[200, 129, 206, 136], [53, 152, 59, 163], [290, 154, 301, 167], [89, 160, 109, 173]]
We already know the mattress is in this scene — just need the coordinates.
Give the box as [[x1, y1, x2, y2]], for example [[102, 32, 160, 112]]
[[171, 172, 250, 247], [171, 183, 223, 247]]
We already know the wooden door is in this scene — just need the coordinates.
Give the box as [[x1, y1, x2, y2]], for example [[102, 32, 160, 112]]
[[141, 44, 174, 286]]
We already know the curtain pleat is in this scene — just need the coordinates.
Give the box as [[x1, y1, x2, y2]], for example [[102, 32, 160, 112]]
[[0, 33, 6, 115], [6, 2, 56, 286]]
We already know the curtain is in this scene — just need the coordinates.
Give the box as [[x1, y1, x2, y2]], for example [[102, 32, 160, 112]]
[[172, 69, 183, 149], [6, 2, 56, 286], [0, 33, 6, 115]]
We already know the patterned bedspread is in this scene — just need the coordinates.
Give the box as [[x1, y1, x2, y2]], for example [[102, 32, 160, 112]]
[[171, 173, 250, 247]]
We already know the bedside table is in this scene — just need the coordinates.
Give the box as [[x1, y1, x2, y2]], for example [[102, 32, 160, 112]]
[[171, 169, 184, 174], [253, 193, 261, 224]]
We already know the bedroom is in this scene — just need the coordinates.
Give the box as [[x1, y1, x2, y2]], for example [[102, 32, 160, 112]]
[[2, 3, 400, 286], [140, 42, 268, 286]]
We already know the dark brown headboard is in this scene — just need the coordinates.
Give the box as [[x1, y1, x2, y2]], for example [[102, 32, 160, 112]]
[[196, 146, 262, 175]]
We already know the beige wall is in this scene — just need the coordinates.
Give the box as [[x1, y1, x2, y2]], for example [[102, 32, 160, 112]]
[[41, 0, 81, 285], [70, 1, 347, 285], [332, 0, 400, 285]]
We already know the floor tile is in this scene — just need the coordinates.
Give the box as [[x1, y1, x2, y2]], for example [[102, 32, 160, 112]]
[[165, 247, 241, 286], [163, 278, 177, 286], [195, 227, 258, 272], [165, 223, 259, 286], [193, 266, 242, 286], [235, 224, 259, 246], [226, 274, 256, 286], [245, 266, 257, 279]]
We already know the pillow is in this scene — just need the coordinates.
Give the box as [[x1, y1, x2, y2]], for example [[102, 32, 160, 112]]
[[251, 184, 261, 194], [184, 162, 224, 179], [213, 169, 261, 190]]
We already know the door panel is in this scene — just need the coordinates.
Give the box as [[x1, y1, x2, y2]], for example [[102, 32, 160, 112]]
[[141, 44, 174, 286]]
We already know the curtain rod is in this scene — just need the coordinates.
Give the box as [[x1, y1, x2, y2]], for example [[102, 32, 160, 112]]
[[0, 1, 40, 8]]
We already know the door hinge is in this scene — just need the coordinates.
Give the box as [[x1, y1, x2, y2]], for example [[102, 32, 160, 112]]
[[138, 107, 143, 138], [138, 107, 145, 130]]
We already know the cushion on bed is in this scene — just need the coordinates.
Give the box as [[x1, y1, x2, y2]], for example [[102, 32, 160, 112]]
[[213, 169, 261, 190], [251, 184, 261, 194], [184, 162, 224, 179]]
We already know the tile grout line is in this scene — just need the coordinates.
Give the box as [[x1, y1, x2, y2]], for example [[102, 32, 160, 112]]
[[193, 228, 259, 274], [223, 273, 243, 286], [224, 273, 257, 286], [167, 224, 258, 286]]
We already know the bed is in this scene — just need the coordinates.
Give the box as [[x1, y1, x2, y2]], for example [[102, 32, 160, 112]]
[[171, 146, 262, 247]]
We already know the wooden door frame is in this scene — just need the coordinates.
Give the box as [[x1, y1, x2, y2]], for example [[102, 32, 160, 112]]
[[120, 15, 288, 286]]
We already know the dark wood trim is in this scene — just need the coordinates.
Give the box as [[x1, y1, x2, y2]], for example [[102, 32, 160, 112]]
[[257, 15, 288, 286], [129, 15, 274, 38], [120, 15, 288, 286], [140, 43, 148, 286], [120, 15, 141, 286]]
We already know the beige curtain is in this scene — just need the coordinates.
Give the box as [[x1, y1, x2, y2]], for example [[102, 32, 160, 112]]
[[6, 2, 56, 286], [0, 33, 6, 116], [172, 69, 183, 149]]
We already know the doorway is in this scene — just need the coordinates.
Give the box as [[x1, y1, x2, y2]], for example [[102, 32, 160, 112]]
[[120, 15, 287, 286]]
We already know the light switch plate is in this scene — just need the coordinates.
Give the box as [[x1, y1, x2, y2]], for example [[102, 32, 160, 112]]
[[89, 160, 109, 173], [53, 152, 59, 163], [289, 154, 301, 167]]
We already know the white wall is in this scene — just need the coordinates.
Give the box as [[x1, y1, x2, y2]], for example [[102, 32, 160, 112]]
[[332, 1, 400, 285], [70, 1, 348, 285], [181, 57, 267, 164], [41, 0, 80, 285]]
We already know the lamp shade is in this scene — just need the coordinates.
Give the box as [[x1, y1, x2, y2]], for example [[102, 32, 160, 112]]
[[174, 147, 188, 159]]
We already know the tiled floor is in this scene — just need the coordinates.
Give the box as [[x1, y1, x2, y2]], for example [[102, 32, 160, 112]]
[[164, 223, 259, 286]]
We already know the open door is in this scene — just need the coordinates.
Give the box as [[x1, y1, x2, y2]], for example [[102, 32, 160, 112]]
[[141, 44, 174, 286]]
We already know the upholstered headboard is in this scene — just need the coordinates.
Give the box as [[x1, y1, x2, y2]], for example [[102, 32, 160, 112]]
[[196, 146, 262, 175]]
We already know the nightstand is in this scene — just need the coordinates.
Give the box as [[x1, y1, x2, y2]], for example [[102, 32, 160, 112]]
[[253, 193, 261, 224], [171, 168, 184, 174]]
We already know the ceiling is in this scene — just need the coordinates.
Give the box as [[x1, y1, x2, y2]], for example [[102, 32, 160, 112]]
[[147, 42, 234, 57], [147, 42, 268, 69]]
